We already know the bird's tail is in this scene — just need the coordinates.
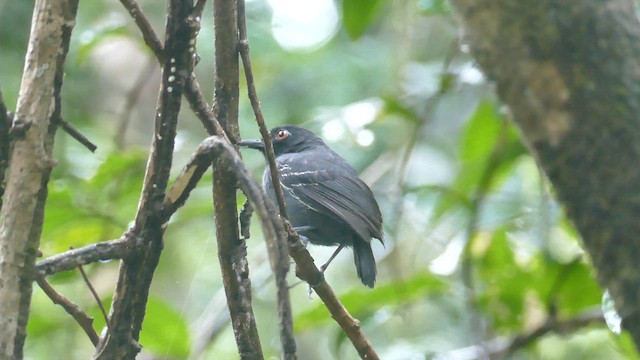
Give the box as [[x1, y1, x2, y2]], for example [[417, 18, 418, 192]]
[[353, 239, 377, 288]]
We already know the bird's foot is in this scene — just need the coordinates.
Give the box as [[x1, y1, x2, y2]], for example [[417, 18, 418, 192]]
[[292, 226, 313, 247]]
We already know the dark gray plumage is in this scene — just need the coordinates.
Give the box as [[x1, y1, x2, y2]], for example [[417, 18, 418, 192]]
[[240, 125, 384, 287]]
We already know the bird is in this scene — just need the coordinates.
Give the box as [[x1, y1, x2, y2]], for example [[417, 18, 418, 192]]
[[239, 125, 383, 287]]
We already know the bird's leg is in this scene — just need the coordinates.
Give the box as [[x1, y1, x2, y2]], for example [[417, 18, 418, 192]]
[[306, 245, 346, 298], [319, 244, 345, 273]]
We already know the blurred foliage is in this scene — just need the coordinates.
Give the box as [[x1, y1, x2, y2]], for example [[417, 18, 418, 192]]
[[1, 0, 638, 359]]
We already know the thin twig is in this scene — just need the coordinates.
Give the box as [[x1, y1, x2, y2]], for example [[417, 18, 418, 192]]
[[237, 1, 297, 358], [36, 134, 236, 279], [501, 310, 603, 357], [237, 5, 288, 221], [184, 73, 225, 136], [441, 310, 604, 359], [193, 0, 207, 19], [286, 222, 380, 360], [77, 264, 111, 336], [119, 0, 164, 60], [36, 276, 100, 346], [119, 0, 225, 137], [60, 118, 97, 152], [191, 136, 379, 359]]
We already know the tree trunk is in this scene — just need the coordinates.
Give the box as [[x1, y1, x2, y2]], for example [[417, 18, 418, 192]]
[[450, 0, 640, 348], [0, 0, 78, 358]]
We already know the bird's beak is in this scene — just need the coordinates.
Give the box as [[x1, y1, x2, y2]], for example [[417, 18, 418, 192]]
[[238, 139, 265, 152]]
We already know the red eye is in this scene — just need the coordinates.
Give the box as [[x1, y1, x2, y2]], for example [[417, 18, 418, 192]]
[[276, 129, 290, 140]]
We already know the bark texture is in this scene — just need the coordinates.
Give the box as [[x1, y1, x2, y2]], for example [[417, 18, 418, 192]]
[[450, 0, 640, 348], [0, 0, 78, 358], [212, 0, 264, 358]]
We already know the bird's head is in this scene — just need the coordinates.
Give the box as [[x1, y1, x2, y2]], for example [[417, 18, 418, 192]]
[[239, 125, 326, 156]]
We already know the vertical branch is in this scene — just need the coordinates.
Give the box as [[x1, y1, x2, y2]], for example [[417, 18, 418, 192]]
[[0, 87, 9, 208], [93, 1, 196, 358], [236, 1, 296, 358], [0, 0, 78, 358], [212, 0, 264, 358]]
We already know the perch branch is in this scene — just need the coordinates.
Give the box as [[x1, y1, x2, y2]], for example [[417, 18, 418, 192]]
[[237, 0, 296, 357]]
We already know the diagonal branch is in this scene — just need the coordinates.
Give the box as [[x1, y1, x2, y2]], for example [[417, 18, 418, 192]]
[[60, 118, 97, 152], [36, 276, 100, 346], [119, 0, 224, 137], [236, 1, 296, 358]]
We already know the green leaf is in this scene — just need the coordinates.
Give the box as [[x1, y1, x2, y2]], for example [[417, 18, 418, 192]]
[[342, 0, 385, 39], [614, 331, 640, 360], [431, 100, 525, 221], [295, 272, 446, 331], [88, 151, 147, 193], [460, 101, 502, 162], [139, 297, 191, 359], [475, 230, 533, 330], [536, 257, 602, 316]]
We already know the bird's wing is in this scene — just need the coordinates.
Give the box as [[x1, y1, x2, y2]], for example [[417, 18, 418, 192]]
[[278, 154, 383, 243]]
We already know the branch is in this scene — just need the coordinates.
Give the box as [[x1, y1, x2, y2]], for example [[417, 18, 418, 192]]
[[440, 310, 604, 359], [0, 87, 9, 208], [286, 226, 380, 360], [94, 1, 196, 358], [237, 3, 287, 221], [212, 0, 265, 357], [119, 0, 225, 137], [163, 135, 226, 217], [119, 0, 164, 60], [197, 135, 379, 360], [502, 311, 604, 357], [0, 0, 79, 357], [237, 1, 296, 358], [36, 234, 139, 276], [77, 264, 112, 339], [449, 0, 640, 349], [36, 276, 100, 346], [36, 131, 235, 279], [60, 118, 97, 152]]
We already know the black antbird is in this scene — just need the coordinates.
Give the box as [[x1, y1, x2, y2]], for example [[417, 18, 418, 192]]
[[240, 125, 384, 287]]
